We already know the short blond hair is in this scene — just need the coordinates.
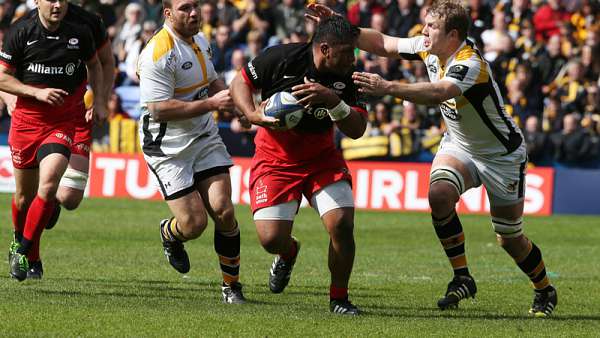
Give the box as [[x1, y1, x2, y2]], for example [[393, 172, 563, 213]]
[[428, 0, 470, 41]]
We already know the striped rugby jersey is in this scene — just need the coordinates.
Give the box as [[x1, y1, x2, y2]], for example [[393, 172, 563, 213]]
[[397, 36, 523, 157], [137, 25, 218, 157]]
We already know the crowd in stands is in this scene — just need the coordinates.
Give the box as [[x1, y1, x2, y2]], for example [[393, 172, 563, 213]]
[[1, 0, 599, 168]]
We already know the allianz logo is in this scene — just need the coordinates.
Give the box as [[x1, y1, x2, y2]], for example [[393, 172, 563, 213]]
[[27, 62, 76, 75]]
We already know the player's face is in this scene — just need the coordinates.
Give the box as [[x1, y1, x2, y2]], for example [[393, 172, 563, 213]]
[[166, 0, 201, 39], [36, 0, 68, 24], [421, 13, 450, 56], [323, 42, 356, 75]]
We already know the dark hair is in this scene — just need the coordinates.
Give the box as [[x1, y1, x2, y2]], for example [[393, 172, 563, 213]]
[[312, 15, 360, 46], [428, 0, 470, 41], [162, 0, 171, 9]]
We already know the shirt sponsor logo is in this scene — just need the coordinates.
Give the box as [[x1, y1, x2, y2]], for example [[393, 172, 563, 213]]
[[333, 82, 346, 90], [54, 132, 73, 144], [428, 64, 437, 73], [181, 61, 193, 70], [67, 38, 80, 49], [255, 179, 267, 204], [440, 102, 460, 120], [447, 64, 469, 81], [247, 62, 258, 80], [0, 50, 12, 60], [313, 108, 328, 120], [27, 62, 76, 75]]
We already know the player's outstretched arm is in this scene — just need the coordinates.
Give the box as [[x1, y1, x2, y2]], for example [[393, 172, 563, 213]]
[[0, 65, 67, 106], [230, 73, 280, 129], [305, 4, 401, 59], [353, 71, 462, 104]]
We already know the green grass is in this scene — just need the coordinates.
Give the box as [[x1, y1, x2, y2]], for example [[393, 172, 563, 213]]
[[0, 193, 599, 337]]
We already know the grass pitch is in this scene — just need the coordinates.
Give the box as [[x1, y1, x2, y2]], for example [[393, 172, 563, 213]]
[[0, 193, 599, 337]]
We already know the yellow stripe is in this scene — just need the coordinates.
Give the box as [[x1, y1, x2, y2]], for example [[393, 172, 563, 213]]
[[417, 51, 429, 61], [455, 44, 475, 61], [174, 42, 209, 94], [450, 255, 467, 269], [150, 28, 174, 63], [533, 276, 550, 290]]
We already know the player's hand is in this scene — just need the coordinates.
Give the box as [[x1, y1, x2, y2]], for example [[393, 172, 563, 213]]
[[352, 72, 390, 96], [291, 77, 339, 108], [247, 100, 283, 130], [35, 88, 68, 106], [305, 4, 338, 24], [210, 89, 235, 112]]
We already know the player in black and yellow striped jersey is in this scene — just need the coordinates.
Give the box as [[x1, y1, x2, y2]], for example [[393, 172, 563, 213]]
[[307, 0, 557, 317]]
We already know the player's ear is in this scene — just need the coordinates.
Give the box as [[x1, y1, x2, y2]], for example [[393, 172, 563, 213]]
[[320, 43, 329, 56]]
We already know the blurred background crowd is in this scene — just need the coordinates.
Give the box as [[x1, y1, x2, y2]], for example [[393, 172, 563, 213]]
[[0, 0, 599, 168]]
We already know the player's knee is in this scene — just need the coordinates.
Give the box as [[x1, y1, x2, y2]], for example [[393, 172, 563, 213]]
[[60, 197, 81, 211], [178, 214, 208, 239], [328, 219, 354, 241], [258, 234, 286, 254], [37, 181, 60, 200], [428, 182, 458, 213], [211, 199, 236, 227]]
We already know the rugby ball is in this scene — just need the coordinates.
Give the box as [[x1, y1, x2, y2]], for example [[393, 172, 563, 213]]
[[264, 92, 304, 130]]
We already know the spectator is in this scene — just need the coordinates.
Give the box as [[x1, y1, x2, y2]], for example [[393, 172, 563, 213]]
[[514, 18, 544, 61], [581, 43, 600, 82], [231, 0, 272, 44], [347, 0, 384, 28], [224, 49, 247, 86], [500, 0, 533, 40], [244, 29, 264, 61], [467, 0, 494, 46], [115, 3, 144, 65], [534, 0, 571, 41], [387, 0, 420, 38], [542, 95, 565, 133], [481, 9, 512, 62], [211, 24, 236, 73], [121, 20, 157, 86], [272, 0, 304, 43], [553, 60, 588, 113], [551, 113, 593, 165], [216, 0, 240, 27], [142, 0, 163, 24], [524, 115, 552, 165], [537, 34, 567, 87], [200, 1, 217, 40]]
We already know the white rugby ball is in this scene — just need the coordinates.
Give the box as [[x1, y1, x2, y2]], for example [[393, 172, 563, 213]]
[[264, 92, 304, 130]]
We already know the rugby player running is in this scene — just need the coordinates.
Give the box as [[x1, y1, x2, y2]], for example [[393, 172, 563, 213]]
[[307, 0, 557, 316]]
